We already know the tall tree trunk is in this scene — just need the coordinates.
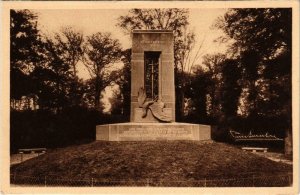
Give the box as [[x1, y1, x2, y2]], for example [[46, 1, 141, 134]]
[[94, 76, 101, 110]]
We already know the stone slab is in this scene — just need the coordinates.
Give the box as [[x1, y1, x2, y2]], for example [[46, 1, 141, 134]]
[[96, 123, 211, 141]]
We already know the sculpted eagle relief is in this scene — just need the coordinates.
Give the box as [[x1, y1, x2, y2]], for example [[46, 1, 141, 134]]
[[137, 87, 172, 122]]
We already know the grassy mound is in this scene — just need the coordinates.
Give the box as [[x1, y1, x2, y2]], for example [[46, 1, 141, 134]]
[[11, 141, 292, 186]]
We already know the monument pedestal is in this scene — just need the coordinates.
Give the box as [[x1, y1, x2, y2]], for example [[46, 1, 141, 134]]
[[96, 123, 211, 141]]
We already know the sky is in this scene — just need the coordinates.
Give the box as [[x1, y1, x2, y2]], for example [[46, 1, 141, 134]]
[[35, 9, 228, 112], [36, 9, 228, 77]]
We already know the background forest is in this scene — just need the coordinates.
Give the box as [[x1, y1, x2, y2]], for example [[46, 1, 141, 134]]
[[10, 8, 292, 154]]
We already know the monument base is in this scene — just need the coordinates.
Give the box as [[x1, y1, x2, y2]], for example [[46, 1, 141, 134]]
[[96, 123, 211, 141]]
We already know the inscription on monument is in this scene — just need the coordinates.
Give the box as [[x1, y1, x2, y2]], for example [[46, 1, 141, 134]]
[[120, 127, 190, 138], [140, 40, 166, 44]]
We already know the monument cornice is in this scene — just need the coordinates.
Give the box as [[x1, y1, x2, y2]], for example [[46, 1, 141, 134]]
[[132, 29, 173, 33]]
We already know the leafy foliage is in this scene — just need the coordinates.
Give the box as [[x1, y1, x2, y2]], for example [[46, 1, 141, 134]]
[[216, 9, 291, 59], [217, 8, 292, 120], [10, 109, 127, 153], [118, 9, 189, 36], [10, 10, 126, 152], [83, 32, 122, 109], [10, 10, 43, 101], [114, 48, 132, 116], [56, 27, 84, 78], [185, 9, 291, 151]]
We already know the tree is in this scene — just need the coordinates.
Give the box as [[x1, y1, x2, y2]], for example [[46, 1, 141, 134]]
[[215, 9, 291, 59], [33, 37, 74, 111], [53, 27, 85, 106], [10, 9, 44, 109], [119, 49, 131, 116], [174, 30, 199, 121], [103, 48, 131, 118], [54, 27, 84, 78], [109, 87, 123, 115], [10, 9, 41, 73], [83, 32, 122, 110], [117, 9, 197, 120], [30, 27, 87, 111], [10, 10, 87, 111], [201, 53, 226, 120], [185, 67, 210, 123], [218, 59, 242, 127], [216, 8, 292, 154], [118, 9, 189, 37]]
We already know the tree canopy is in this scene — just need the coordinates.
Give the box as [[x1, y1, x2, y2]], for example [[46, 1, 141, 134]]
[[83, 32, 122, 109], [186, 8, 292, 153], [10, 9, 43, 103], [216, 8, 292, 119]]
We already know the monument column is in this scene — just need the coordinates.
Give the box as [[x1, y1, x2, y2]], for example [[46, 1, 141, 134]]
[[130, 30, 175, 122]]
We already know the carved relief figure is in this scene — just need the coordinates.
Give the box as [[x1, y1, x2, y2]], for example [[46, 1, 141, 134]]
[[137, 87, 172, 122]]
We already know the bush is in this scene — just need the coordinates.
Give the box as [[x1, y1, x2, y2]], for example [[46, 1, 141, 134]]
[[10, 108, 128, 153]]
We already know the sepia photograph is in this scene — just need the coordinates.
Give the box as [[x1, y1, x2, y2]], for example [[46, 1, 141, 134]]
[[1, 1, 299, 194]]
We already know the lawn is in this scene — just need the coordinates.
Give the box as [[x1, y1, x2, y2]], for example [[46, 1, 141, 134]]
[[11, 141, 292, 187]]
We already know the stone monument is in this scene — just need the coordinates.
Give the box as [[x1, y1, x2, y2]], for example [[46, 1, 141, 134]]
[[96, 30, 211, 141]]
